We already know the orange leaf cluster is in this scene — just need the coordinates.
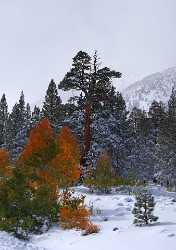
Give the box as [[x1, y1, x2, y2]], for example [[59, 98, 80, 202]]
[[18, 118, 58, 196], [19, 118, 54, 164], [60, 206, 90, 230], [59, 191, 99, 232], [19, 122, 81, 199], [51, 126, 81, 187]]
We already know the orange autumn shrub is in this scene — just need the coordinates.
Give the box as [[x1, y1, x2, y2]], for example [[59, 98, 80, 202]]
[[18, 118, 58, 194], [19, 118, 56, 166], [60, 205, 90, 230], [59, 191, 91, 230], [82, 223, 100, 236], [19, 123, 80, 193], [51, 126, 81, 188]]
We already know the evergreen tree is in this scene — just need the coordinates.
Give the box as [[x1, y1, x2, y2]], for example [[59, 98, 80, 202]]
[[155, 88, 176, 188], [168, 87, 176, 118], [42, 79, 63, 133], [97, 86, 126, 114], [0, 94, 8, 147], [18, 91, 26, 125], [89, 90, 130, 176], [0, 165, 58, 239], [64, 88, 131, 178], [129, 107, 149, 135], [128, 107, 158, 181], [6, 103, 20, 154], [148, 101, 166, 141], [59, 51, 121, 167], [62, 97, 79, 118], [6, 92, 29, 160], [31, 105, 41, 127], [12, 102, 32, 160], [26, 103, 32, 129], [9, 91, 26, 137], [132, 191, 158, 226]]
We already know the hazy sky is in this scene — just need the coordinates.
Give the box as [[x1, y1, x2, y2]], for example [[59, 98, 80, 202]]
[[0, 0, 175, 108]]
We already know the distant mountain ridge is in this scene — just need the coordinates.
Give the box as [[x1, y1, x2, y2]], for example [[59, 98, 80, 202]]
[[122, 67, 176, 111]]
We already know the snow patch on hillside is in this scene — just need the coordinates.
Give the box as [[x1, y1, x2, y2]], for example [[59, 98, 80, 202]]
[[122, 67, 176, 111]]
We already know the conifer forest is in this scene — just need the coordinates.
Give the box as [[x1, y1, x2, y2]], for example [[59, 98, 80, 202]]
[[0, 1, 176, 249]]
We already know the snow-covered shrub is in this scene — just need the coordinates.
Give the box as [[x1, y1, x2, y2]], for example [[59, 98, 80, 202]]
[[132, 190, 158, 226]]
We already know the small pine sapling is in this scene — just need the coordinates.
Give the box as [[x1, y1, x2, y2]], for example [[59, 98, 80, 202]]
[[132, 191, 158, 226]]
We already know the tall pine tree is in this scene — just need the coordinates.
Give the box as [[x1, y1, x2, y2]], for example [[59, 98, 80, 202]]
[[42, 79, 63, 133], [31, 105, 41, 127], [156, 88, 176, 188], [59, 51, 121, 167], [6, 92, 30, 160], [0, 94, 8, 147]]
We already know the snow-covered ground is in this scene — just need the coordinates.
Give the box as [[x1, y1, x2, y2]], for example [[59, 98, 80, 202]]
[[1, 185, 176, 250]]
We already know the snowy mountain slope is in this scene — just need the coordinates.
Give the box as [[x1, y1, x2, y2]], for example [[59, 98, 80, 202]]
[[122, 67, 176, 111]]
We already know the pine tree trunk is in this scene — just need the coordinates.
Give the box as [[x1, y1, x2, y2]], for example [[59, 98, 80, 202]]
[[81, 102, 92, 167], [144, 201, 148, 225]]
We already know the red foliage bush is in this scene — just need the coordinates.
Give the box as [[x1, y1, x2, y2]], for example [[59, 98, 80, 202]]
[[59, 191, 91, 230], [82, 223, 100, 236], [60, 205, 91, 230]]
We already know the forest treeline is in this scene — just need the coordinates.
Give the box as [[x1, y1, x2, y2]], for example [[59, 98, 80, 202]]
[[0, 51, 176, 186]]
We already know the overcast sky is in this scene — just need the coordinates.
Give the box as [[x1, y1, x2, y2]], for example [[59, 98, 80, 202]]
[[0, 0, 175, 108]]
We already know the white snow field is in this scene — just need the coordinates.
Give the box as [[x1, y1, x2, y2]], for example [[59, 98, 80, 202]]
[[1, 185, 176, 250]]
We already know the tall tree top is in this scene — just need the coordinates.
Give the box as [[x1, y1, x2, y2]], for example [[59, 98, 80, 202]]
[[0, 94, 8, 113], [19, 91, 25, 108], [58, 50, 121, 102], [168, 87, 176, 118], [42, 79, 63, 132]]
